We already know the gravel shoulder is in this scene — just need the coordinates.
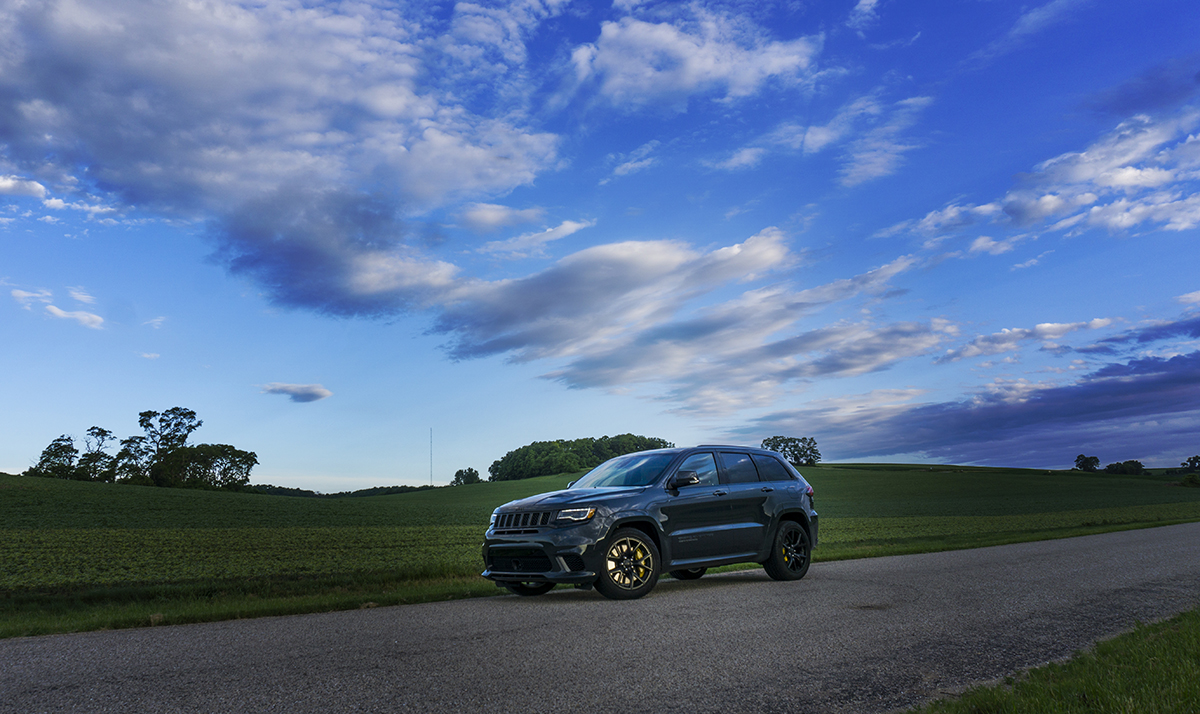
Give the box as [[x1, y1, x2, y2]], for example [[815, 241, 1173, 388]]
[[4, 523, 1199, 713]]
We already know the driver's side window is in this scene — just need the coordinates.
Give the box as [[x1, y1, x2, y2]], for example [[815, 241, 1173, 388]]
[[676, 453, 718, 487]]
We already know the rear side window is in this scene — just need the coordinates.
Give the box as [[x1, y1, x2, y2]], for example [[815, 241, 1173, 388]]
[[720, 453, 759, 484], [751, 454, 793, 482]]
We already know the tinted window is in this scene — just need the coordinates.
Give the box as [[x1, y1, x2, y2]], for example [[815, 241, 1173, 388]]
[[675, 453, 719, 487], [573, 452, 676, 488], [751, 454, 793, 482], [720, 453, 759, 484]]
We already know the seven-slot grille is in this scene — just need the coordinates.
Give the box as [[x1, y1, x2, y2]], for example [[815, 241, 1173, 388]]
[[494, 511, 553, 531]]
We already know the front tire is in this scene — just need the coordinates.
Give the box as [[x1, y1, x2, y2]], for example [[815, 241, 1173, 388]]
[[505, 582, 555, 596], [594, 528, 660, 600], [763, 521, 810, 581]]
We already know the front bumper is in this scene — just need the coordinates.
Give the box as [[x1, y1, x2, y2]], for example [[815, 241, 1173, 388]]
[[481, 525, 605, 586]]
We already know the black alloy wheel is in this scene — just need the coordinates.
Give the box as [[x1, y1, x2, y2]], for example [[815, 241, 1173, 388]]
[[594, 527, 660, 600], [763, 521, 810, 581]]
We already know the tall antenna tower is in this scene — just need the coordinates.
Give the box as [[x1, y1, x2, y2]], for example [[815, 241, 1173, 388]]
[[429, 427, 433, 486]]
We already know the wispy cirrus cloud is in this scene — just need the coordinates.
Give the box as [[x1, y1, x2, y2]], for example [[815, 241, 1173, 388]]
[[11, 288, 52, 309], [45, 305, 104, 329], [969, 0, 1092, 65], [479, 219, 596, 256], [262, 383, 333, 403], [937, 319, 1112, 363]]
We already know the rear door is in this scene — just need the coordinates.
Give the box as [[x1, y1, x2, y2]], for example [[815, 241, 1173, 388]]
[[718, 452, 772, 557]]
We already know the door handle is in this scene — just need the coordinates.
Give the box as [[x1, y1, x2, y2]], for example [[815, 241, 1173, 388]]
[[760, 486, 774, 492], [713, 490, 728, 496]]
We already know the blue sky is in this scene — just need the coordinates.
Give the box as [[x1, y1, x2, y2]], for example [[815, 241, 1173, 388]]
[[3, 0, 1200, 490]]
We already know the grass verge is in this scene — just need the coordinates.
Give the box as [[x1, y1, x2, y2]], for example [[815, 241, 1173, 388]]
[[910, 607, 1200, 713]]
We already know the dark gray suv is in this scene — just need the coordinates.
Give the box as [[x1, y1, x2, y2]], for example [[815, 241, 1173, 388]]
[[481, 445, 818, 599]]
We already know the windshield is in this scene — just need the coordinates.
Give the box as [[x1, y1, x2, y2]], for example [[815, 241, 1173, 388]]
[[571, 452, 676, 488]]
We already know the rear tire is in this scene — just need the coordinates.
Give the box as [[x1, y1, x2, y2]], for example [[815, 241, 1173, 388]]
[[505, 582, 555, 596], [669, 567, 707, 580], [594, 528, 660, 600], [763, 521, 811, 581]]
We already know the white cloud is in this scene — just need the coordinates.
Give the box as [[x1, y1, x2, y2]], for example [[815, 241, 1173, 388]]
[[971, 0, 1092, 64], [709, 147, 766, 171], [574, 12, 821, 108], [969, 235, 1021, 255], [0, 0, 560, 220], [1178, 290, 1200, 305], [847, 0, 881, 33], [68, 287, 95, 304], [143, 317, 167, 329], [938, 318, 1112, 363], [0, 176, 46, 197], [141, 353, 160, 359], [460, 203, 545, 233], [770, 95, 883, 154], [45, 305, 104, 329], [1012, 250, 1054, 270], [12, 289, 52, 309], [37, 216, 60, 224], [839, 96, 933, 186], [602, 141, 660, 183], [262, 383, 333, 403], [480, 219, 596, 255]]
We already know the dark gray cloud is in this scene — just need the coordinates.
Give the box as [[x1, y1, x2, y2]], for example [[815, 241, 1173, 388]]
[[262, 383, 333, 403], [209, 188, 456, 318], [1097, 315, 1200, 346], [737, 350, 1200, 467], [1084, 53, 1200, 117]]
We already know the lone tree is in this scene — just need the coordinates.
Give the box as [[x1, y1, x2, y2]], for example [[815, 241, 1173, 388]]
[[761, 436, 821, 467], [1104, 460, 1146, 476], [450, 467, 481, 486], [1182, 456, 1200, 472], [1074, 454, 1100, 472]]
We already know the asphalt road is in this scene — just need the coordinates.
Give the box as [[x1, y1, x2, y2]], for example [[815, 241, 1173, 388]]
[[4, 523, 1200, 713]]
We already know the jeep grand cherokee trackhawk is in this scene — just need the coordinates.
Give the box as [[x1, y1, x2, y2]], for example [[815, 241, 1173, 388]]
[[481, 445, 818, 600]]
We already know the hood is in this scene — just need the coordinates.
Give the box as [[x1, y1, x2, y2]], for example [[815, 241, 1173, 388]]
[[499, 486, 647, 511]]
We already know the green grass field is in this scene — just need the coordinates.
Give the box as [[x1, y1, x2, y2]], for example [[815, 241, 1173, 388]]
[[912, 606, 1200, 713], [3, 464, 1200, 639]]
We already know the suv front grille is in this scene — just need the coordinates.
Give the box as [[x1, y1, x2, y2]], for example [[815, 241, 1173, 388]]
[[488, 549, 552, 572], [494, 511, 553, 533]]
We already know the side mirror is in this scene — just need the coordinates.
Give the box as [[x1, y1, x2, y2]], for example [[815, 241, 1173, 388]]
[[668, 471, 700, 489]]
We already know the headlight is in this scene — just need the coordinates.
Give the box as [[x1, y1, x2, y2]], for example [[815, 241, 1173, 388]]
[[489, 510, 499, 527], [556, 507, 596, 523]]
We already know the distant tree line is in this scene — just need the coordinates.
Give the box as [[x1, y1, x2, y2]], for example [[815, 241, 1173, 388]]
[[488, 434, 674, 482], [1075, 453, 1200, 483], [247, 483, 440, 498], [25, 407, 257, 490]]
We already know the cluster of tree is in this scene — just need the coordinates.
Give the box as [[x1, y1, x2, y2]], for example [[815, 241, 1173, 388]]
[[487, 434, 674, 482], [247, 483, 439, 498], [24, 407, 257, 490], [761, 436, 821, 467], [450, 467, 481, 486], [1104, 460, 1147, 475]]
